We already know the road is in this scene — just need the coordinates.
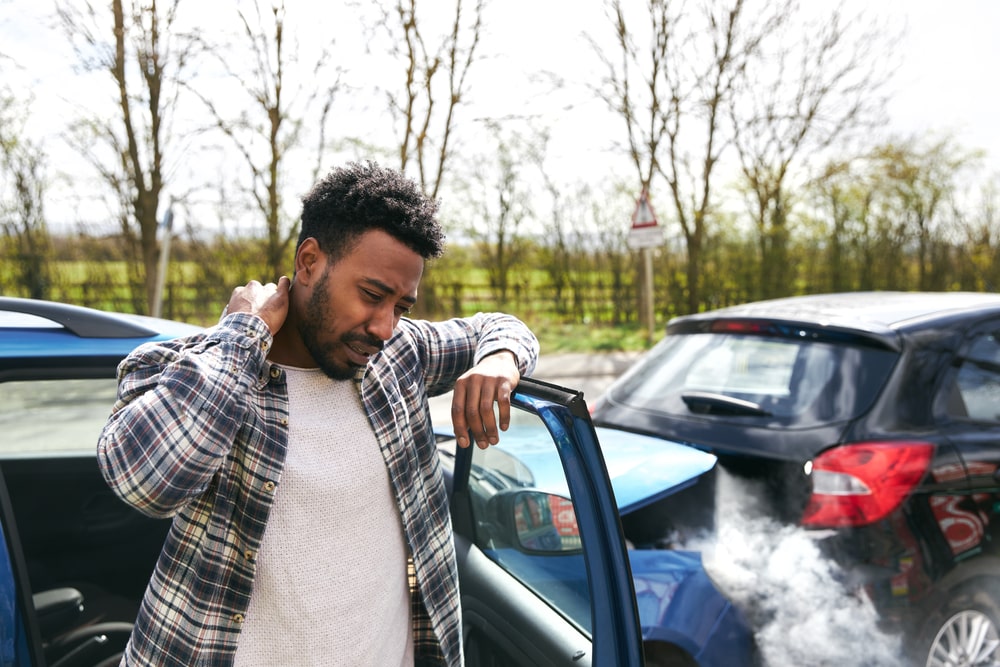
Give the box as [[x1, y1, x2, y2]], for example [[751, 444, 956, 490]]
[[429, 351, 643, 427]]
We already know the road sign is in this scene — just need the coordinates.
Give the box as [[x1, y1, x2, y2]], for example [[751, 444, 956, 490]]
[[628, 190, 662, 249], [631, 189, 659, 228]]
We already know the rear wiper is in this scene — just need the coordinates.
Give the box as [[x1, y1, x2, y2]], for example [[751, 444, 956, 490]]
[[680, 391, 772, 417]]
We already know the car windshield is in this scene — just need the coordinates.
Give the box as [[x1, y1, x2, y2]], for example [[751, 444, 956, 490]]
[[610, 332, 897, 426]]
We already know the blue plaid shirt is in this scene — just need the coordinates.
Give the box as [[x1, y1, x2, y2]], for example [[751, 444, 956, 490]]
[[97, 311, 538, 667]]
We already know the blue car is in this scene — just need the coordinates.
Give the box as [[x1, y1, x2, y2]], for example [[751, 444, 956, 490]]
[[0, 297, 755, 666]]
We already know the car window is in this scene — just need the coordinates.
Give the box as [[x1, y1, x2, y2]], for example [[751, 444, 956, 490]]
[[611, 332, 896, 425], [953, 331, 1000, 422], [467, 408, 592, 634], [0, 379, 117, 455]]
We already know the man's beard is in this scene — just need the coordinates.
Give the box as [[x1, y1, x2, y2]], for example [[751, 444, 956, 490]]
[[298, 270, 383, 380]]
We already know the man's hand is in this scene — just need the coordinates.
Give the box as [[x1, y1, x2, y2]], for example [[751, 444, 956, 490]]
[[452, 351, 521, 449], [222, 277, 291, 335]]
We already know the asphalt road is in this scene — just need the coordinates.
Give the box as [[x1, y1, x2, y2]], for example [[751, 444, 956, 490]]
[[429, 351, 643, 427]]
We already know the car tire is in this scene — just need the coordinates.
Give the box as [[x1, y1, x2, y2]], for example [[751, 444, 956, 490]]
[[919, 581, 1000, 667]]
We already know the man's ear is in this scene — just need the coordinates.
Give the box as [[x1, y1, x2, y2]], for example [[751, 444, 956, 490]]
[[294, 238, 323, 286]]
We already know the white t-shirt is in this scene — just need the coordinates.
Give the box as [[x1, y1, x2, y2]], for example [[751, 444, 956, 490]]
[[233, 366, 413, 666]]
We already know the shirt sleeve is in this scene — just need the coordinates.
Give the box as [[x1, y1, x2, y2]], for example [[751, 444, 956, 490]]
[[398, 312, 540, 397], [96, 313, 273, 518]]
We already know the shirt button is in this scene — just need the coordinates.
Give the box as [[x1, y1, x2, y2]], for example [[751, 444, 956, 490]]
[[263, 481, 276, 493], [261, 340, 270, 351], [244, 549, 255, 562], [280, 417, 289, 426], [232, 613, 245, 624], [269, 367, 281, 378]]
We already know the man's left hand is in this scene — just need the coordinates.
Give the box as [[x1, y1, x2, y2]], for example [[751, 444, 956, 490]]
[[451, 351, 521, 449]]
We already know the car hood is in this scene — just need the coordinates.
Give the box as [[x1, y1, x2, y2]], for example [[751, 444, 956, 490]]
[[594, 426, 716, 515], [437, 424, 717, 516]]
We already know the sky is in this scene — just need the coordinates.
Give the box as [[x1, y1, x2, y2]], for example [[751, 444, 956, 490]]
[[877, 0, 999, 170], [1, 0, 998, 230], [466, 0, 1000, 181]]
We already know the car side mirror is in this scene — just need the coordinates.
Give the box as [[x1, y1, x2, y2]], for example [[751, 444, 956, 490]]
[[488, 489, 582, 555]]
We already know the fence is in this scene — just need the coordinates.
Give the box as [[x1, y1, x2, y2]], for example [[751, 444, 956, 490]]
[[5, 275, 645, 327], [3, 269, 757, 329]]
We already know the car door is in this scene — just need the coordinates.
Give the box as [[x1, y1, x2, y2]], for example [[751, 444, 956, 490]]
[[936, 318, 1000, 557], [449, 376, 644, 667], [0, 374, 169, 619]]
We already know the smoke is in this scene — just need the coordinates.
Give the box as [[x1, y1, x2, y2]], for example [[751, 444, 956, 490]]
[[684, 470, 908, 667]]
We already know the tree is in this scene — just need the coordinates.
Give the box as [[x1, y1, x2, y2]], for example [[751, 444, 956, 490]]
[[189, 0, 343, 279], [0, 90, 52, 299], [731, 2, 893, 299], [525, 128, 591, 319], [955, 178, 1000, 292], [589, 183, 638, 326], [377, 0, 485, 199], [57, 0, 197, 313], [456, 121, 535, 307], [595, 0, 786, 314], [868, 137, 981, 291], [809, 137, 980, 293]]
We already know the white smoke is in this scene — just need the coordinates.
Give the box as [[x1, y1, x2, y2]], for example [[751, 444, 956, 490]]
[[685, 470, 908, 667]]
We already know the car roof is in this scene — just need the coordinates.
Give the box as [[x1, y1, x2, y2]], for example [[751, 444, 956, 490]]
[[669, 291, 1000, 343], [0, 297, 202, 374]]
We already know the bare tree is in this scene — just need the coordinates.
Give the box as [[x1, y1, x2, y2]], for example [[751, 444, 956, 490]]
[[456, 121, 534, 307], [589, 183, 638, 326], [378, 0, 485, 199], [0, 90, 52, 299], [190, 0, 343, 279], [57, 0, 196, 313], [595, 0, 786, 314], [731, 1, 894, 299]]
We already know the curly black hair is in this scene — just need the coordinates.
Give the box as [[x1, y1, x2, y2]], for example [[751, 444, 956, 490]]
[[298, 161, 445, 262]]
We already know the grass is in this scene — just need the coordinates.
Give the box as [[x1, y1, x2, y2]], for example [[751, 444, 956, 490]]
[[531, 321, 655, 354]]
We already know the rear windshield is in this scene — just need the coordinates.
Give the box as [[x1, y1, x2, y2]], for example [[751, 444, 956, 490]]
[[610, 332, 897, 426]]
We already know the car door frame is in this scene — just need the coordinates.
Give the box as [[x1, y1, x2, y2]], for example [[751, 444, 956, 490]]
[[450, 376, 645, 666]]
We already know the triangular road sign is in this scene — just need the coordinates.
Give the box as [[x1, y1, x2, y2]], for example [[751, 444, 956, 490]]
[[631, 189, 659, 228]]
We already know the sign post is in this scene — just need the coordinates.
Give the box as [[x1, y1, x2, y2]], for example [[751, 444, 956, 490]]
[[152, 202, 174, 319], [627, 190, 661, 344]]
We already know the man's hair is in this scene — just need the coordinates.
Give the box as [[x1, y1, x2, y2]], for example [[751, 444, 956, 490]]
[[298, 161, 445, 262]]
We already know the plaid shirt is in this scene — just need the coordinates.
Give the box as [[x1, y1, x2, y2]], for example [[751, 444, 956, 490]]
[[97, 311, 538, 667]]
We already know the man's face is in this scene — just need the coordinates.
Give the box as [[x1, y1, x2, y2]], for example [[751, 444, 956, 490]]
[[297, 229, 423, 380]]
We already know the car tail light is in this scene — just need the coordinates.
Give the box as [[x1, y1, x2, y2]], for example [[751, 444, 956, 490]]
[[709, 319, 778, 335], [801, 442, 935, 528]]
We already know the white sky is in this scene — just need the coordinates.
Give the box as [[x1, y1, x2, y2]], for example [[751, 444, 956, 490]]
[[1, 0, 998, 229]]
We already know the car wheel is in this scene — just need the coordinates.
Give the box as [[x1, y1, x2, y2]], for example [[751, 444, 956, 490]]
[[922, 584, 1000, 667]]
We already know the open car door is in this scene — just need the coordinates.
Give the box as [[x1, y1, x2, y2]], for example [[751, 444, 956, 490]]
[[448, 376, 645, 666]]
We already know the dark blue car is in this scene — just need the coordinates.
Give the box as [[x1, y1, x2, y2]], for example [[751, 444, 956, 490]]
[[0, 297, 754, 666]]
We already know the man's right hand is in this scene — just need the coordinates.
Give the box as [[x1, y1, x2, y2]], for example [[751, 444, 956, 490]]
[[222, 276, 291, 335]]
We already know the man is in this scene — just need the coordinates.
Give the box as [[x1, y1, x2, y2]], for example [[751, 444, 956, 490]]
[[97, 162, 539, 666]]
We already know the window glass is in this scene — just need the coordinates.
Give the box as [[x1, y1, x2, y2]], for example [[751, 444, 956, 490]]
[[955, 332, 1000, 422], [468, 408, 591, 634], [0, 379, 117, 455], [613, 332, 896, 424]]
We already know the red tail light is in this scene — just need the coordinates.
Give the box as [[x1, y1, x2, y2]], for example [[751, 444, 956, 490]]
[[801, 442, 935, 528]]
